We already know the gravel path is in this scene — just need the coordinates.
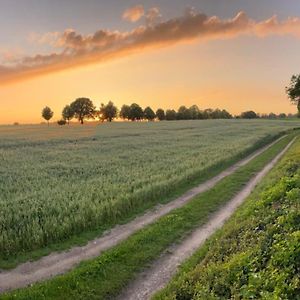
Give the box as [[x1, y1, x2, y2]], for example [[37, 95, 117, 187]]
[[0, 136, 286, 293], [117, 137, 295, 300]]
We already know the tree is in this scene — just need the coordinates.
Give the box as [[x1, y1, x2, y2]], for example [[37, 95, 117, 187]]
[[268, 112, 277, 119], [62, 105, 74, 124], [220, 109, 232, 119], [120, 104, 131, 120], [96, 105, 105, 122], [99, 101, 118, 122], [42, 106, 54, 126], [203, 108, 213, 119], [165, 109, 177, 120], [144, 106, 156, 121], [156, 108, 165, 121], [240, 110, 258, 119], [198, 110, 204, 119], [210, 109, 232, 119], [129, 103, 144, 121], [70, 98, 95, 124], [177, 106, 190, 120], [189, 105, 200, 119], [278, 113, 287, 118], [286, 74, 300, 117], [211, 109, 222, 119]]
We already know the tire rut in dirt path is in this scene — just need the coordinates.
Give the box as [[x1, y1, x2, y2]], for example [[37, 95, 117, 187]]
[[117, 137, 295, 300], [0, 136, 286, 293]]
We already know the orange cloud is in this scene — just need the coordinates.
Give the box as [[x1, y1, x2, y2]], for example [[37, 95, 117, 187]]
[[0, 47, 24, 65], [255, 15, 300, 37], [122, 5, 145, 22], [1, 10, 300, 85]]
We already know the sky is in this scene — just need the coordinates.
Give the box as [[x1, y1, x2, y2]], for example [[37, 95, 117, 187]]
[[1, 0, 300, 124]]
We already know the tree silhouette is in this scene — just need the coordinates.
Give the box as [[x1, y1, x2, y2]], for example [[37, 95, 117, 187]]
[[188, 105, 200, 120], [177, 106, 190, 120], [42, 106, 54, 126], [120, 104, 131, 120], [99, 101, 118, 122], [62, 105, 74, 124], [144, 106, 156, 121], [70, 98, 95, 124], [241, 111, 258, 119], [165, 109, 177, 120], [220, 109, 232, 119], [156, 108, 165, 121], [129, 103, 144, 121], [286, 74, 300, 117]]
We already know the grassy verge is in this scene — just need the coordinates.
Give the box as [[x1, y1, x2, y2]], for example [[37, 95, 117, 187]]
[[0, 131, 290, 270], [1, 134, 296, 299], [153, 138, 300, 300]]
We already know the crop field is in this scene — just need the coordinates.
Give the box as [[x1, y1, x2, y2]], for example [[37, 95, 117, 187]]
[[0, 119, 299, 260]]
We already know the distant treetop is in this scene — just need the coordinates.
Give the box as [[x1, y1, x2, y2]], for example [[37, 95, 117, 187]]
[[286, 74, 300, 117], [42, 106, 54, 126]]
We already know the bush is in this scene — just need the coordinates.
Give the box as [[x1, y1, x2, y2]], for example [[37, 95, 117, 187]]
[[57, 119, 67, 125], [241, 110, 258, 119]]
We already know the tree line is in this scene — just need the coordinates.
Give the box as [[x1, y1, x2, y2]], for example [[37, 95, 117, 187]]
[[41, 98, 297, 125], [37, 73, 300, 125]]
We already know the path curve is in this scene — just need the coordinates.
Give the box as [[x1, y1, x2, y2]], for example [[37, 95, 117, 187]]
[[0, 136, 286, 293], [117, 137, 295, 300]]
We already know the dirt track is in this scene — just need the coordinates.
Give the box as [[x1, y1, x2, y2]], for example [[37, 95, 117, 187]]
[[117, 137, 295, 300], [0, 136, 286, 293]]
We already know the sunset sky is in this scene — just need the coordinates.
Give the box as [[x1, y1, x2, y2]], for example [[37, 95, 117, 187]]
[[1, 0, 300, 124]]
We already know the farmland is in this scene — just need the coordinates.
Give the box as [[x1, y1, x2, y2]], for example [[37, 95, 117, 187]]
[[154, 134, 300, 300], [0, 119, 299, 262], [0, 125, 298, 299]]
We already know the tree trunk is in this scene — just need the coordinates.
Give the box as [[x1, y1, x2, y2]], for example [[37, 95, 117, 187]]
[[80, 119, 84, 124]]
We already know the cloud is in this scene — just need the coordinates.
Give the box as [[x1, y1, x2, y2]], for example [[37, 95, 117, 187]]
[[28, 31, 61, 46], [146, 7, 161, 26], [255, 15, 300, 37], [1, 10, 300, 84], [122, 5, 145, 22], [0, 47, 24, 65]]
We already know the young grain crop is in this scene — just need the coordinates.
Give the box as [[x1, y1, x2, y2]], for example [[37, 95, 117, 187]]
[[0, 119, 298, 261], [0, 129, 296, 300]]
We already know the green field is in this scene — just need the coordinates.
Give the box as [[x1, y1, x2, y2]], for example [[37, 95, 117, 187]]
[[0, 119, 299, 262], [1, 126, 298, 300], [154, 137, 300, 300]]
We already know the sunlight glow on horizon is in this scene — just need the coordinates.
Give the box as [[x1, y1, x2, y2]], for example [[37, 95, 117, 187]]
[[1, 1, 300, 124]]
